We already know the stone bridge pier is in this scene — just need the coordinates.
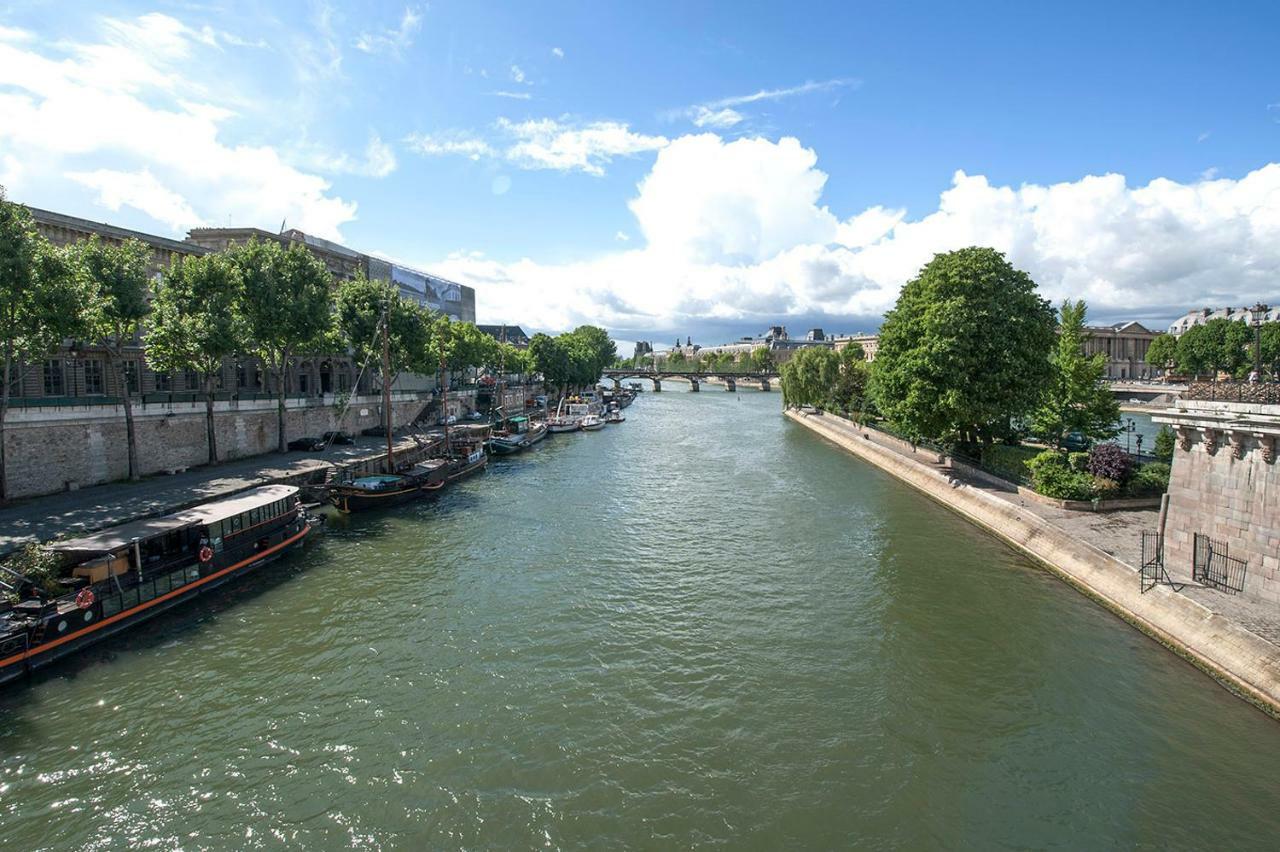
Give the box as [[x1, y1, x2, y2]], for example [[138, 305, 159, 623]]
[[759, 377, 771, 392], [689, 378, 699, 392], [724, 377, 736, 391], [652, 378, 661, 392], [612, 377, 621, 390]]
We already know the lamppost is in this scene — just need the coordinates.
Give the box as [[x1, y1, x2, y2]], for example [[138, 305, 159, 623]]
[[1136, 433, 1144, 459], [1125, 417, 1135, 453], [1250, 302, 1269, 380]]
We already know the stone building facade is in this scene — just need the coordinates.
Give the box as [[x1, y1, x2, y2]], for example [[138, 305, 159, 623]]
[[1082, 321, 1160, 380], [1169, 305, 1279, 336], [1154, 394, 1280, 604]]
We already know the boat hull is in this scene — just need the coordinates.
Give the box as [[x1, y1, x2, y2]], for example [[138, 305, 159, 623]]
[[330, 480, 430, 513], [0, 520, 312, 687]]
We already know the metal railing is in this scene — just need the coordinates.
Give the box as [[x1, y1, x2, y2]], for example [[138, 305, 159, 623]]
[[1183, 381, 1280, 405], [1192, 532, 1248, 594], [1139, 531, 1183, 593]]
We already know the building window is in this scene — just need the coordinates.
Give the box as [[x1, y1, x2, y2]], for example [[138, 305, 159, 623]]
[[338, 372, 350, 393], [83, 359, 105, 395], [237, 364, 249, 389], [123, 360, 140, 394], [43, 360, 64, 396], [184, 369, 199, 391], [155, 371, 171, 391], [298, 372, 309, 394]]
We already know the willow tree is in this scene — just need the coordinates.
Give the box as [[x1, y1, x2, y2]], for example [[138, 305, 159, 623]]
[[145, 252, 245, 464], [0, 193, 97, 499], [77, 236, 152, 480], [870, 247, 1055, 444], [233, 240, 332, 452]]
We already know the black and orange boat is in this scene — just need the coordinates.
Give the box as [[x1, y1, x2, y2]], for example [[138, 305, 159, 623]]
[[0, 484, 313, 686]]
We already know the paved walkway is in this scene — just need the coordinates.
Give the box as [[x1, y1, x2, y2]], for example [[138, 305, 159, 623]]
[[828, 415, 1280, 647], [0, 435, 430, 555]]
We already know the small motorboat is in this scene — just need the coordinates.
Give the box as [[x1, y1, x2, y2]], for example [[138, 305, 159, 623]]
[[606, 410, 625, 424], [580, 414, 605, 431]]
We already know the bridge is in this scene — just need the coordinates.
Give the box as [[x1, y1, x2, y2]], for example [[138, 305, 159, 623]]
[[603, 368, 780, 393]]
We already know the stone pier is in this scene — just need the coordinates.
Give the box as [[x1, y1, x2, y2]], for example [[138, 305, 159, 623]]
[[724, 378, 736, 391], [689, 378, 700, 392]]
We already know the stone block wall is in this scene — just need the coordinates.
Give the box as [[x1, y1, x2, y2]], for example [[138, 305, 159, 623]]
[[3, 395, 428, 500], [1157, 402, 1280, 604]]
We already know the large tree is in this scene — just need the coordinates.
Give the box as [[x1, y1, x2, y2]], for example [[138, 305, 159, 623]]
[[870, 247, 1056, 444], [77, 236, 152, 480], [780, 346, 841, 408], [233, 239, 332, 452], [0, 194, 98, 499], [528, 332, 570, 392], [334, 273, 432, 385], [145, 252, 246, 464], [1144, 333, 1178, 375], [1177, 318, 1252, 379], [1030, 300, 1120, 448], [1260, 323, 1280, 378]]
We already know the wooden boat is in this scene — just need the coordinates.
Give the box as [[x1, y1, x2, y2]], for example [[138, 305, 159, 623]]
[[0, 485, 312, 686], [329, 459, 449, 513], [445, 425, 490, 480], [523, 420, 549, 446]]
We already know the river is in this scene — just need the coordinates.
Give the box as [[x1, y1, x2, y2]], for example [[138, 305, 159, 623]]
[[3, 388, 1279, 849]]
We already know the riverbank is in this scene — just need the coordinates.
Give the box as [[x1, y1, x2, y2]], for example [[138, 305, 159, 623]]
[[785, 408, 1280, 717]]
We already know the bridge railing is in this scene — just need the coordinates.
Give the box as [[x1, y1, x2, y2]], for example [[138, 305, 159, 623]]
[[1183, 380, 1280, 405]]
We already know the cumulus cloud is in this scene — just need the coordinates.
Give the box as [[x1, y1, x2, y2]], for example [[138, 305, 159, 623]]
[[406, 118, 669, 176], [0, 13, 358, 239], [311, 133, 398, 177], [420, 135, 1280, 336]]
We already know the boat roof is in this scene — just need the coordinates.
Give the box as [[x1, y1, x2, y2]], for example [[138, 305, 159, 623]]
[[51, 485, 299, 554]]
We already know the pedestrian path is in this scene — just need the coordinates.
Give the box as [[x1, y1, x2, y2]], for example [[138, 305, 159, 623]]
[[0, 436, 424, 555]]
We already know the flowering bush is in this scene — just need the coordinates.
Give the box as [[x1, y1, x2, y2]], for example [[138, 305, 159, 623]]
[[1087, 443, 1133, 483]]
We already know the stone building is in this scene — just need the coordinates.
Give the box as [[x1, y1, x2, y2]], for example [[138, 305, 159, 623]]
[[1168, 305, 1279, 336], [833, 334, 880, 361], [1083, 321, 1161, 380], [1154, 389, 1280, 604]]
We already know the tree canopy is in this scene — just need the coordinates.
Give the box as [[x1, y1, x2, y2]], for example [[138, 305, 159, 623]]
[[1030, 300, 1120, 447], [869, 247, 1056, 444]]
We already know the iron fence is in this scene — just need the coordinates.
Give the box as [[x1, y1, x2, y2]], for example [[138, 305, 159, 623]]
[[1183, 381, 1280, 405], [1139, 531, 1183, 593], [1192, 532, 1248, 594]]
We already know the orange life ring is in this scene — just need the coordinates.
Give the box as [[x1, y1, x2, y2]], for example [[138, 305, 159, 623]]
[[199, 545, 214, 563], [75, 587, 95, 609]]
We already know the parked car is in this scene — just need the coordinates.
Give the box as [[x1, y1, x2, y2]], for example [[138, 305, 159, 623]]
[[287, 436, 326, 452], [1062, 431, 1093, 452], [322, 430, 354, 445]]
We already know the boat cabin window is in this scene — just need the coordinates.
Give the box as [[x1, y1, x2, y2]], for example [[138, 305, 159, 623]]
[[208, 495, 296, 541]]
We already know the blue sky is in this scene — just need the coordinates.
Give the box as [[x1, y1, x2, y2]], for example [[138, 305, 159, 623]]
[[2, 1, 1279, 350]]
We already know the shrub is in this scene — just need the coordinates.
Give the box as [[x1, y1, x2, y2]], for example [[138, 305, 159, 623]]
[[1026, 450, 1096, 500], [1067, 451, 1089, 472], [1153, 426, 1175, 463], [980, 444, 1041, 483], [1087, 443, 1133, 483], [1127, 462, 1171, 497], [1091, 476, 1121, 500]]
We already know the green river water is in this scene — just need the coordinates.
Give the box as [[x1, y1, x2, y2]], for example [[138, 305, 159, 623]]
[[2, 388, 1280, 849]]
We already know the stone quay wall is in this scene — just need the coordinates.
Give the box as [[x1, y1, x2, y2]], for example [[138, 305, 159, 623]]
[[3, 394, 429, 500], [1155, 400, 1280, 604], [786, 409, 1280, 717]]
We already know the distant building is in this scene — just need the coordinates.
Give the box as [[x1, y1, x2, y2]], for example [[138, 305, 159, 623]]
[[632, 341, 654, 360], [1168, 305, 1279, 336], [805, 328, 825, 342], [833, 334, 880, 362], [477, 324, 531, 348], [1083, 321, 1161, 380]]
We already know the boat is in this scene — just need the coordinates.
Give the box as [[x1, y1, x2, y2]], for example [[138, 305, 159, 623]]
[[444, 424, 490, 480], [606, 409, 625, 424], [0, 485, 312, 686], [523, 419, 549, 446], [580, 414, 606, 431], [548, 396, 592, 433], [329, 458, 449, 513], [487, 414, 534, 455]]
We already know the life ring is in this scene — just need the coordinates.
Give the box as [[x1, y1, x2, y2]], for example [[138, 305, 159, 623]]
[[75, 587, 95, 609], [199, 545, 214, 563]]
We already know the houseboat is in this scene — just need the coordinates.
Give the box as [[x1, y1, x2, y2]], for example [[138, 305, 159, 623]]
[[328, 458, 450, 513], [0, 485, 312, 686]]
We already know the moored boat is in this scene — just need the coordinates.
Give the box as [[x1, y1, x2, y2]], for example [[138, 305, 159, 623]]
[[580, 414, 606, 431], [606, 409, 625, 424], [329, 459, 449, 513], [0, 485, 312, 686]]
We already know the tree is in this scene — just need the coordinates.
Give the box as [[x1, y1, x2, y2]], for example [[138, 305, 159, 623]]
[[832, 344, 871, 419], [77, 236, 152, 480], [1260, 323, 1280, 378], [749, 347, 775, 372], [233, 239, 332, 452], [1030, 300, 1120, 448], [842, 341, 867, 361], [1177, 318, 1251, 379], [780, 346, 841, 408], [146, 252, 246, 464], [1153, 425, 1176, 463], [870, 247, 1055, 444], [1145, 333, 1178, 375], [1175, 324, 1212, 378], [529, 332, 570, 393], [334, 273, 431, 386], [0, 193, 97, 499], [566, 325, 616, 384]]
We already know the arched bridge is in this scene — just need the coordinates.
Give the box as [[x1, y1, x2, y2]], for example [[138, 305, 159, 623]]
[[602, 368, 779, 393]]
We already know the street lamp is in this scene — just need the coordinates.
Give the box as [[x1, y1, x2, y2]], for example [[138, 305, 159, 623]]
[[1125, 417, 1135, 453], [1250, 302, 1270, 380]]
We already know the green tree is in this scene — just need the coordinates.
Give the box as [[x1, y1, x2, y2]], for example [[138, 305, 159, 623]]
[[668, 349, 687, 366], [1260, 323, 1280, 378], [1144, 333, 1178, 375], [77, 236, 153, 480], [1175, 324, 1212, 378], [233, 239, 332, 452], [0, 193, 97, 499], [529, 332, 570, 393], [145, 252, 246, 464], [1030, 300, 1121, 448], [842, 341, 867, 361], [334, 274, 431, 385], [749, 347, 775, 372], [1153, 425, 1176, 463], [832, 344, 871, 418], [1178, 318, 1251, 379], [780, 346, 841, 408], [870, 247, 1055, 444]]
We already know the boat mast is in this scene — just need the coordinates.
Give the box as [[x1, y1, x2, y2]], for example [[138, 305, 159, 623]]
[[439, 324, 451, 456], [381, 306, 394, 474], [497, 325, 506, 422]]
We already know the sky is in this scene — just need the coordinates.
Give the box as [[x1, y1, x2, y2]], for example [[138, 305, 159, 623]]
[[2, 0, 1279, 354]]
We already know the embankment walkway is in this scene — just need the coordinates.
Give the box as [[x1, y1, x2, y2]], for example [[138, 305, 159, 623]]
[[787, 409, 1280, 716], [0, 435, 432, 556]]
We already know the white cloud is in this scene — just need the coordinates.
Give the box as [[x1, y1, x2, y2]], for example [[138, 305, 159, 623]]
[[68, 168, 201, 229], [491, 90, 532, 100], [615, 231, 629, 242], [510, 64, 526, 83], [418, 135, 1280, 336], [1197, 131, 1211, 143], [313, 133, 398, 177], [0, 13, 357, 239], [552, 47, 564, 59], [404, 132, 495, 161], [498, 118, 669, 176], [354, 6, 422, 57], [0, 25, 34, 42], [692, 107, 743, 128]]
